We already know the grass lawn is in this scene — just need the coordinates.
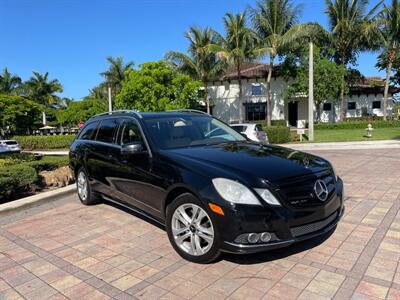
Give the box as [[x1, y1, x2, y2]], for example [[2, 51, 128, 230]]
[[311, 127, 400, 142]]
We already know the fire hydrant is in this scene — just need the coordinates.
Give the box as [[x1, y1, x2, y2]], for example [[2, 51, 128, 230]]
[[366, 123, 373, 137]]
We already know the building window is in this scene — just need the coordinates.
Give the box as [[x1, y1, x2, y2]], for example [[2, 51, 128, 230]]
[[323, 103, 332, 111], [372, 101, 381, 109], [224, 82, 230, 91], [245, 103, 265, 121], [347, 102, 356, 110], [251, 83, 262, 96]]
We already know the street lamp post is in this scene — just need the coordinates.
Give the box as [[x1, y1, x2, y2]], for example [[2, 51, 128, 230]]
[[108, 86, 112, 112], [308, 39, 314, 142]]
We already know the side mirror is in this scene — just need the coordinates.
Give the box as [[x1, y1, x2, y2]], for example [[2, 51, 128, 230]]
[[121, 142, 145, 155]]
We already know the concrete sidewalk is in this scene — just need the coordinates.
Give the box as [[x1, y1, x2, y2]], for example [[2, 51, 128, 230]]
[[280, 139, 400, 151]]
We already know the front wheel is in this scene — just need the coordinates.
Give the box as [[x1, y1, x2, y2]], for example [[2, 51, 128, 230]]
[[166, 193, 220, 263]]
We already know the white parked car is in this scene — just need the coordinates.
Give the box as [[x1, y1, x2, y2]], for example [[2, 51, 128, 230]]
[[0, 140, 21, 154], [230, 123, 269, 144]]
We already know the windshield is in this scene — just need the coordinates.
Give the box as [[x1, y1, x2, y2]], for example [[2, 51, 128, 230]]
[[143, 115, 246, 149]]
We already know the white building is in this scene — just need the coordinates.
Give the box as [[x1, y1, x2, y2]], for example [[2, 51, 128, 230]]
[[207, 63, 399, 126]]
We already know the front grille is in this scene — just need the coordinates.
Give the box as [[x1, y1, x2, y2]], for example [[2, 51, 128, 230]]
[[290, 212, 338, 237], [276, 171, 336, 208]]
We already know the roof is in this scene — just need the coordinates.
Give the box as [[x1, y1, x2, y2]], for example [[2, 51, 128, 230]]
[[220, 62, 278, 80], [213, 62, 400, 95], [89, 109, 210, 121]]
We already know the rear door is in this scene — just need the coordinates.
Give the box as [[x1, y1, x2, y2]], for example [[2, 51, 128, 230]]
[[89, 118, 120, 195]]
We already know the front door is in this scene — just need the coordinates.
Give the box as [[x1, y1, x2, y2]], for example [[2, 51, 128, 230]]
[[288, 101, 298, 127], [110, 118, 164, 219]]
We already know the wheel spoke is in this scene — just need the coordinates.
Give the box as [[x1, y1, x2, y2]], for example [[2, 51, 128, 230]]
[[175, 231, 191, 244], [176, 207, 191, 226], [197, 227, 214, 244], [172, 227, 189, 237], [194, 209, 207, 225]]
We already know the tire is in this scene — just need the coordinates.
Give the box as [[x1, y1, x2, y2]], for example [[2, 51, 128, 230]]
[[166, 193, 220, 263], [76, 167, 101, 205]]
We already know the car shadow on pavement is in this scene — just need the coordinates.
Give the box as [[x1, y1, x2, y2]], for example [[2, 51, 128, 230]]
[[221, 227, 336, 265]]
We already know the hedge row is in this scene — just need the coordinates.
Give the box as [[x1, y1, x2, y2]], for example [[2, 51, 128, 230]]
[[13, 135, 76, 150], [0, 154, 70, 202], [0, 164, 37, 202], [315, 120, 400, 130], [263, 126, 291, 144]]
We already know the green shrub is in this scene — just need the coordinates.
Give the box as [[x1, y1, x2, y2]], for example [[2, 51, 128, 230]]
[[263, 126, 291, 144], [0, 164, 37, 201], [315, 120, 400, 130], [13, 135, 76, 150], [26, 155, 69, 172], [271, 120, 287, 127]]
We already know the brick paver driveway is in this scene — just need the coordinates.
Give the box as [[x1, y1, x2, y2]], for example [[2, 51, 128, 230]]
[[0, 149, 399, 300]]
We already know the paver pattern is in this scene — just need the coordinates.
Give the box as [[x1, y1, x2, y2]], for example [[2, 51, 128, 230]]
[[0, 149, 399, 300]]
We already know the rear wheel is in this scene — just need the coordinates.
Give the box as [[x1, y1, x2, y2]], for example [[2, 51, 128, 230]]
[[166, 193, 220, 263], [76, 167, 101, 205]]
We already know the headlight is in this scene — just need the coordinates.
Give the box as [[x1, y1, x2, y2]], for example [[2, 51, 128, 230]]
[[212, 178, 261, 205], [254, 188, 281, 206]]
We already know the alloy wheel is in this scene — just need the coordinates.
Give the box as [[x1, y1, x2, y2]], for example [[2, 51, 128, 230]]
[[77, 171, 88, 201], [171, 203, 214, 256]]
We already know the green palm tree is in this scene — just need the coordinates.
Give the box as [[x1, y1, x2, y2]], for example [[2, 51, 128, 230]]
[[251, 0, 324, 126], [210, 12, 258, 122], [325, 0, 383, 121], [100, 56, 134, 96], [377, 0, 400, 120], [166, 27, 225, 114], [24, 71, 63, 105], [0, 68, 22, 95]]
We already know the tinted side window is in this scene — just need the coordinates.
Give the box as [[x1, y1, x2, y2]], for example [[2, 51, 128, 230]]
[[118, 119, 143, 145], [232, 126, 244, 132], [96, 119, 118, 143], [255, 124, 263, 132], [78, 121, 98, 140]]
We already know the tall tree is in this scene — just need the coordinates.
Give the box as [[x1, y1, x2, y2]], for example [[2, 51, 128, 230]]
[[377, 0, 400, 120], [0, 68, 21, 95], [250, 0, 303, 126], [166, 27, 225, 114], [210, 12, 257, 122], [325, 0, 382, 121], [100, 56, 134, 97], [24, 71, 63, 106]]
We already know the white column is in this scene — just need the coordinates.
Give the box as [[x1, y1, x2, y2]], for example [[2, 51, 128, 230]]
[[108, 86, 112, 112]]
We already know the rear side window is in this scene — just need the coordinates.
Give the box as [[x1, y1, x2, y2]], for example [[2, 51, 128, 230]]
[[95, 119, 118, 143], [118, 119, 143, 145], [232, 125, 245, 132], [78, 121, 98, 140]]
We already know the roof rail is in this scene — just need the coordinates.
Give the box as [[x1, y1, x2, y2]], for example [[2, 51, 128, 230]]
[[170, 109, 209, 115], [91, 110, 143, 119]]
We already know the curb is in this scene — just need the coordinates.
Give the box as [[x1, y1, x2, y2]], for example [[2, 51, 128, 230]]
[[0, 184, 76, 216]]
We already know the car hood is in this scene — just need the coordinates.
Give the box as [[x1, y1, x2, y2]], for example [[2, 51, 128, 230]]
[[164, 142, 332, 185]]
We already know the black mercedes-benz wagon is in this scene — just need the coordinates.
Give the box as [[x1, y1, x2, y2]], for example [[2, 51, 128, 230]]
[[69, 110, 344, 263]]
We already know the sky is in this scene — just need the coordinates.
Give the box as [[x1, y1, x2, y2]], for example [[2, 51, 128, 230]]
[[0, 0, 386, 100]]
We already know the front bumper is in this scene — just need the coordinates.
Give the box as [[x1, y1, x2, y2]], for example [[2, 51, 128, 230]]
[[215, 177, 345, 254]]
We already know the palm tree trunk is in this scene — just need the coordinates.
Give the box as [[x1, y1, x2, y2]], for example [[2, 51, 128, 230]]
[[265, 57, 273, 126], [204, 81, 210, 114], [238, 64, 243, 122], [383, 59, 393, 121]]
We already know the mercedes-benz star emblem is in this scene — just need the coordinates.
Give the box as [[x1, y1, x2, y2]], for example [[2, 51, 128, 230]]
[[314, 179, 328, 201]]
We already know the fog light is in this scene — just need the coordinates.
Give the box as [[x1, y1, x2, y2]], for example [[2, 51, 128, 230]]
[[247, 233, 259, 244], [260, 232, 272, 242]]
